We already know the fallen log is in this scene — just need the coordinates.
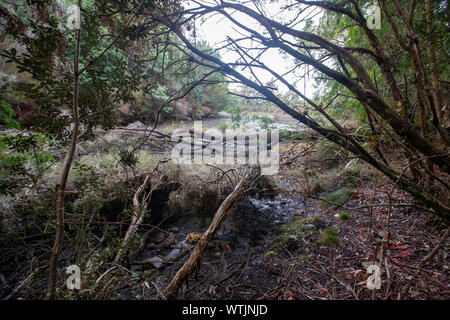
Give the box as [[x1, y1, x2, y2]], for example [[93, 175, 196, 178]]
[[162, 176, 248, 299]]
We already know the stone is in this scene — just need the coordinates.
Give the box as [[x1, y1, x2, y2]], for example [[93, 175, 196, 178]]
[[286, 236, 299, 250], [147, 256, 163, 268], [153, 232, 165, 243], [303, 224, 315, 230], [161, 241, 171, 249], [165, 248, 181, 261], [161, 233, 177, 249]]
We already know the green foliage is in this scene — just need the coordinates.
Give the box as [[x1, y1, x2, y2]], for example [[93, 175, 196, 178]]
[[118, 149, 139, 169], [252, 114, 274, 129], [338, 213, 351, 221], [228, 105, 246, 128], [279, 130, 304, 141], [288, 168, 332, 194], [341, 158, 379, 184], [317, 229, 339, 247], [322, 187, 355, 209], [0, 132, 54, 195], [314, 137, 348, 168], [272, 217, 317, 248], [218, 121, 231, 134], [0, 102, 20, 129]]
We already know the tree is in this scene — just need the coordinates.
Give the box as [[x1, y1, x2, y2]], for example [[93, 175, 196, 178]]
[[1, 0, 183, 298], [148, 0, 449, 217]]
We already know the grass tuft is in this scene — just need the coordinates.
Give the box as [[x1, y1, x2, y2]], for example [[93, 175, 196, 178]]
[[317, 228, 339, 247]]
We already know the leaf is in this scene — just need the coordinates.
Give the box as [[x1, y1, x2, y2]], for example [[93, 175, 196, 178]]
[[0, 102, 21, 130], [344, 158, 358, 170]]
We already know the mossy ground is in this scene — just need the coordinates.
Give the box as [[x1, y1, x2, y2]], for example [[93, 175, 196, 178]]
[[317, 228, 339, 247], [272, 217, 318, 249]]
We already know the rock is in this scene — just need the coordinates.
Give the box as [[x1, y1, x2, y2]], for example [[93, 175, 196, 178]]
[[161, 241, 171, 249], [168, 232, 176, 240], [180, 242, 192, 249], [161, 232, 176, 249], [165, 249, 181, 261], [147, 256, 163, 268], [303, 224, 315, 230], [153, 232, 166, 243]]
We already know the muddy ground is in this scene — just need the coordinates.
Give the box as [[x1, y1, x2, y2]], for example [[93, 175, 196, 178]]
[[109, 143, 449, 300]]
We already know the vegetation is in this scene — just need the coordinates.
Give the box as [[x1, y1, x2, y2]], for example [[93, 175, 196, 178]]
[[317, 228, 340, 247], [0, 0, 448, 301], [337, 213, 351, 221], [272, 217, 318, 248], [322, 187, 356, 209]]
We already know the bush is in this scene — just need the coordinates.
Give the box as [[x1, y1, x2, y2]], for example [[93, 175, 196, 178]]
[[272, 217, 317, 248]]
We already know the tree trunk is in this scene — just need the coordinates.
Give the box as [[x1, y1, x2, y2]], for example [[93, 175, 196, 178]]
[[46, 0, 82, 299]]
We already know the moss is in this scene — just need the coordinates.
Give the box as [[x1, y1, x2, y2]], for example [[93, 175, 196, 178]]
[[317, 228, 339, 247], [338, 213, 351, 221], [264, 250, 278, 258], [272, 217, 317, 248]]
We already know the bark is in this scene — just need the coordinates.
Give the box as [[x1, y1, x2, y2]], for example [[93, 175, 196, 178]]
[[46, 0, 82, 300], [163, 177, 247, 299]]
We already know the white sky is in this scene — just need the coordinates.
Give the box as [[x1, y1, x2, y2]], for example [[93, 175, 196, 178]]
[[183, 0, 323, 96]]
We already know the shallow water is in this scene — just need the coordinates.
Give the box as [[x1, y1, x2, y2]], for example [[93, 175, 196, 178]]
[[126, 111, 304, 133]]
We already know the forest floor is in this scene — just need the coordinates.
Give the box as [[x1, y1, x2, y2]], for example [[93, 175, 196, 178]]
[[0, 133, 448, 300], [125, 140, 450, 300]]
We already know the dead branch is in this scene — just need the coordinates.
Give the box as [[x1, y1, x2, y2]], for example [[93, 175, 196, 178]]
[[162, 176, 248, 299], [114, 161, 168, 264]]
